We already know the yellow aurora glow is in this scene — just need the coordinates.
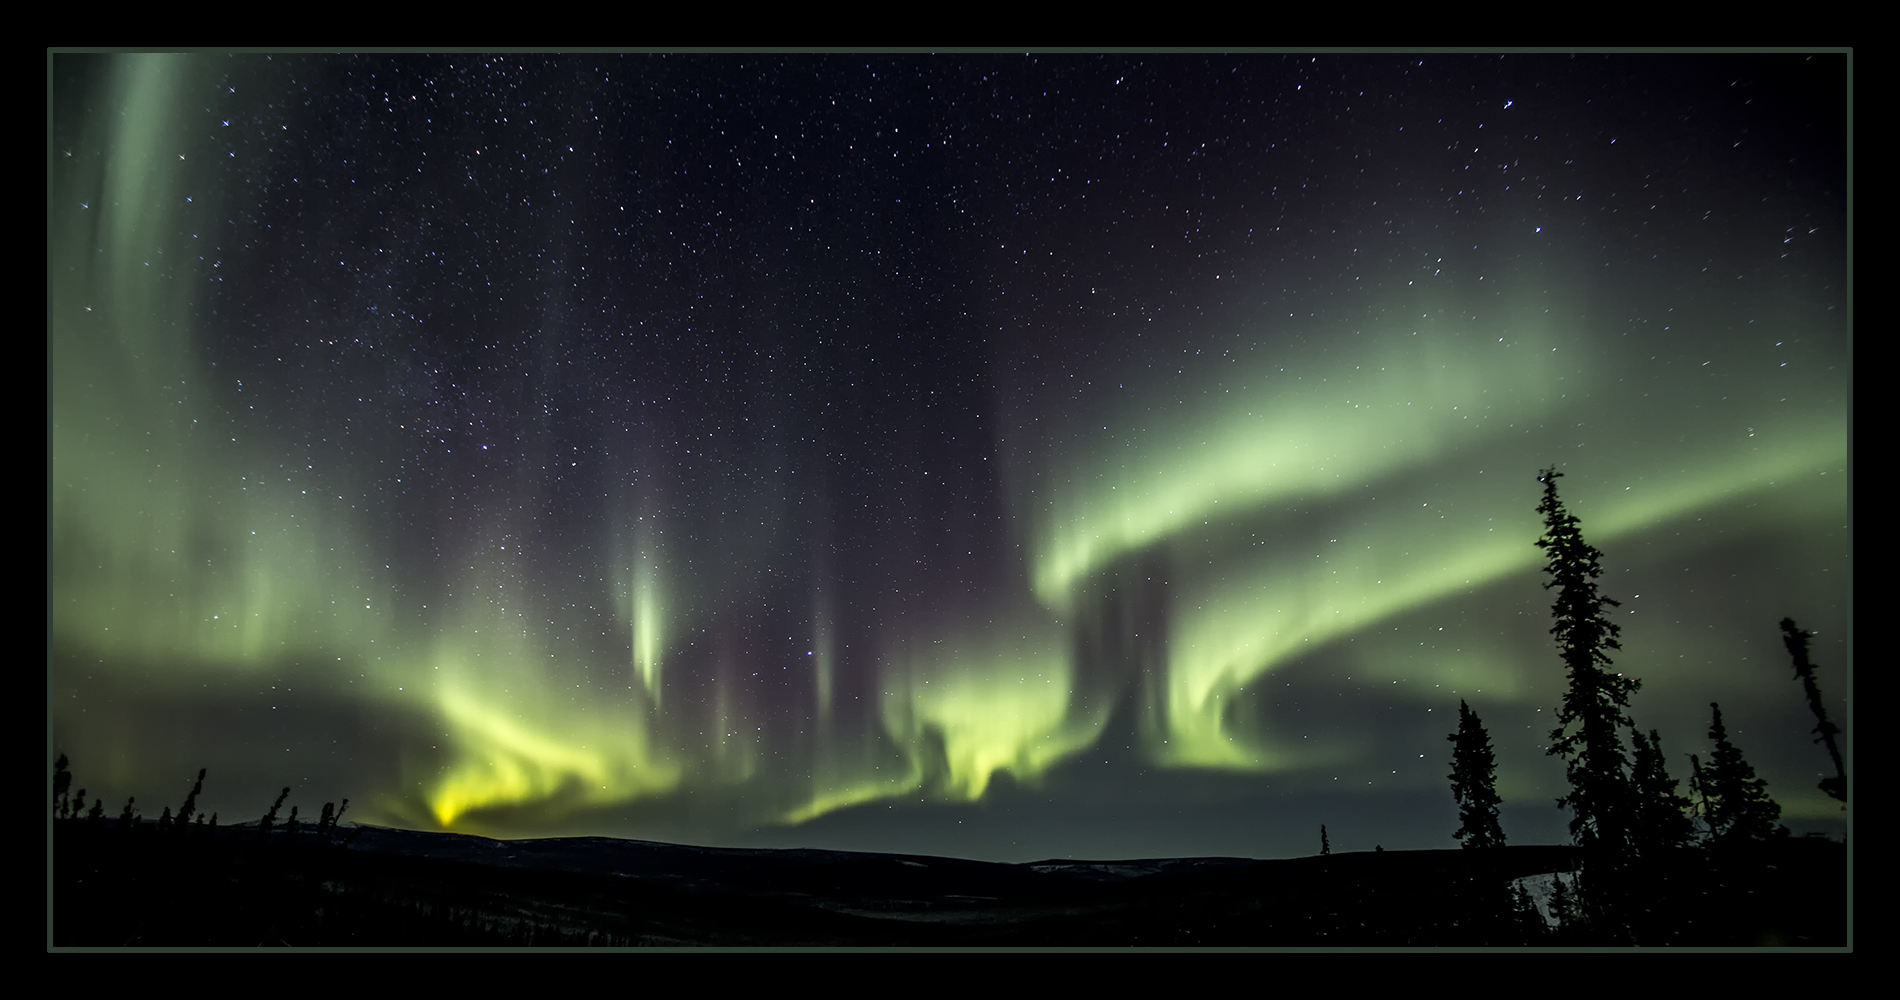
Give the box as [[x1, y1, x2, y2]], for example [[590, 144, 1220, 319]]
[[877, 616, 1109, 801], [51, 55, 1847, 847], [427, 675, 681, 829]]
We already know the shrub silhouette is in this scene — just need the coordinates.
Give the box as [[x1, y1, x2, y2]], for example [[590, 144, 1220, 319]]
[[54, 753, 72, 818]]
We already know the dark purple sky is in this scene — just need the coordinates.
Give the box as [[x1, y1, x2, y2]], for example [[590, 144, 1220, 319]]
[[51, 52, 1848, 861]]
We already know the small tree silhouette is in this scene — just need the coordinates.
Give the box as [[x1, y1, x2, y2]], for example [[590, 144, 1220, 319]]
[[1320, 824, 1331, 856], [1687, 752, 1713, 841], [118, 796, 139, 833], [1628, 727, 1696, 856], [1701, 702, 1782, 847], [1548, 873, 1588, 943], [176, 768, 206, 830], [319, 799, 352, 845], [1780, 618, 1846, 804], [260, 787, 290, 840], [1510, 880, 1546, 941], [68, 788, 87, 822], [1448, 699, 1507, 849]]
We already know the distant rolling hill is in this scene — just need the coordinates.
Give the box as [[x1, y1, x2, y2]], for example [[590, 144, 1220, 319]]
[[51, 821, 1845, 947]]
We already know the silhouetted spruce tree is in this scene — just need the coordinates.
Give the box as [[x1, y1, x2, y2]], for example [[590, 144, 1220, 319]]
[[85, 797, 105, 826], [1321, 825, 1330, 855], [1780, 618, 1846, 804], [1628, 727, 1696, 856], [119, 796, 139, 832], [1702, 703, 1782, 847], [1447, 699, 1507, 849], [284, 804, 300, 842], [158, 806, 173, 832], [1534, 468, 1639, 862], [260, 787, 290, 840], [54, 754, 72, 818]]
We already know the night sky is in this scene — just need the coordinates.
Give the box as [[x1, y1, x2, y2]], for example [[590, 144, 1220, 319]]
[[50, 53, 1849, 863]]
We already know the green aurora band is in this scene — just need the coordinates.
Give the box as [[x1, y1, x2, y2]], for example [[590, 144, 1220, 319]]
[[1002, 302, 1846, 772], [50, 55, 1848, 846]]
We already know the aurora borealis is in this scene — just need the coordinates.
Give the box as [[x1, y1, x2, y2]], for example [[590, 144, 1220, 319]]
[[50, 53, 1849, 862]]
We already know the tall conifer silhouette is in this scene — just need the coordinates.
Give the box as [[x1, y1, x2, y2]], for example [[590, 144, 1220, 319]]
[[1534, 467, 1638, 861], [1447, 699, 1506, 849]]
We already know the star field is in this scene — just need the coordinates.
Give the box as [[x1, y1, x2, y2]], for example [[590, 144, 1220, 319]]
[[51, 53, 1848, 861]]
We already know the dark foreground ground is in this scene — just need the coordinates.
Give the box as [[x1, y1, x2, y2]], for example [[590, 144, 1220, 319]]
[[50, 821, 1847, 947]]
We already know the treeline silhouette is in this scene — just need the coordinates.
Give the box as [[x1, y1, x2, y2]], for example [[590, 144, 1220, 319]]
[[49, 467, 1845, 947], [1420, 467, 1848, 945], [50, 764, 644, 946], [49, 754, 1842, 947]]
